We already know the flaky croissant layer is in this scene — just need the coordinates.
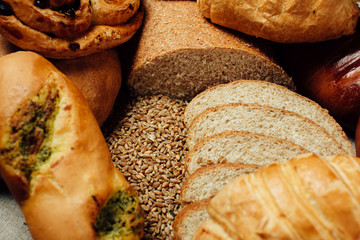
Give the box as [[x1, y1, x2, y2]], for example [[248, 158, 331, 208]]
[[198, 153, 360, 239]]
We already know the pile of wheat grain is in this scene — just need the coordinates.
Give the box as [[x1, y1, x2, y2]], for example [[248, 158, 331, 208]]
[[106, 95, 188, 239]]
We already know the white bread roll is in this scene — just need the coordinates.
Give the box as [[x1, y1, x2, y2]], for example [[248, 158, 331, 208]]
[[197, 0, 359, 43]]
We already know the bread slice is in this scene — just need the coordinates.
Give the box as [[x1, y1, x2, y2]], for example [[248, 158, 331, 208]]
[[173, 198, 210, 240], [124, 0, 295, 100], [185, 131, 311, 175], [193, 219, 232, 240], [180, 163, 259, 204], [187, 103, 347, 157], [184, 80, 353, 155]]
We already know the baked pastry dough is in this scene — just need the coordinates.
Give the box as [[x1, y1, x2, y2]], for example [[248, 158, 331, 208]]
[[202, 153, 360, 239], [0, 0, 143, 58], [0, 51, 144, 239], [197, 0, 359, 43]]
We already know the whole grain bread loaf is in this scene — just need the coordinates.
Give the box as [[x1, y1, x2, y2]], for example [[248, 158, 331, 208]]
[[184, 80, 353, 155], [187, 103, 347, 156], [180, 163, 259, 204], [185, 131, 310, 175], [124, 0, 295, 100]]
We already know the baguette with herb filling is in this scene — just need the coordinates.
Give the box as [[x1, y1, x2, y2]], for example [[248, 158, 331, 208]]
[[0, 51, 144, 240]]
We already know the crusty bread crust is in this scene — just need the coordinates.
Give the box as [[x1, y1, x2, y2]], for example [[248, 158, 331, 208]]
[[126, 0, 295, 100], [180, 163, 259, 204], [0, 4, 144, 59], [0, 35, 122, 126], [51, 49, 122, 126], [208, 154, 360, 239], [173, 198, 210, 240], [184, 131, 310, 175], [193, 219, 232, 240], [0, 52, 144, 240], [197, 0, 359, 43]]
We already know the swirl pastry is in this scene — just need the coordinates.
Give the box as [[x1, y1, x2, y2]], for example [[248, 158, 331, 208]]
[[0, 0, 143, 58]]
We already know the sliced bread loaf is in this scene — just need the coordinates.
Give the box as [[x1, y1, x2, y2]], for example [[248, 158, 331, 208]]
[[187, 103, 347, 156], [185, 131, 310, 175], [180, 163, 259, 204], [184, 80, 353, 155], [173, 198, 210, 240]]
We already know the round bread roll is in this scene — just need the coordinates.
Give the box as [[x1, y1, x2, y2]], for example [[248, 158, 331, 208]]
[[197, 0, 359, 43], [51, 50, 122, 126], [0, 35, 122, 126], [279, 29, 360, 131]]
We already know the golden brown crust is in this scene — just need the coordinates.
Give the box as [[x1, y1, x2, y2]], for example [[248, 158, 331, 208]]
[[0, 0, 143, 59], [0, 35, 121, 125], [0, 34, 17, 57], [7, 0, 92, 38], [192, 219, 232, 240], [125, 0, 295, 100], [51, 49, 122, 125], [0, 51, 144, 240], [207, 154, 360, 239], [173, 198, 211, 240], [197, 0, 359, 43]]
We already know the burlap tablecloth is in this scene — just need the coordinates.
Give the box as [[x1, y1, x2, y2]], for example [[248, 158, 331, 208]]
[[0, 180, 32, 240]]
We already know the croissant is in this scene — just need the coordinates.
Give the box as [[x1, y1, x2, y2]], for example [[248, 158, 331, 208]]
[[0, 51, 144, 239], [0, 0, 143, 58], [196, 153, 360, 239], [197, 0, 359, 43]]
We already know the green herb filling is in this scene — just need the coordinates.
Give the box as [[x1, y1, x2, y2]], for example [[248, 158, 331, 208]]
[[0, 84, 59, 180], [95, 189, 144, 239]]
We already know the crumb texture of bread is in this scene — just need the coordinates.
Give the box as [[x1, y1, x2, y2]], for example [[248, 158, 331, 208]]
[[185, 131, 310, 175], [126, 0, 294, 100], [173, 199, 210, 240], [187, 103, 347, 156], [184, 80, 353, 155], [180, 163, 259, 204]]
